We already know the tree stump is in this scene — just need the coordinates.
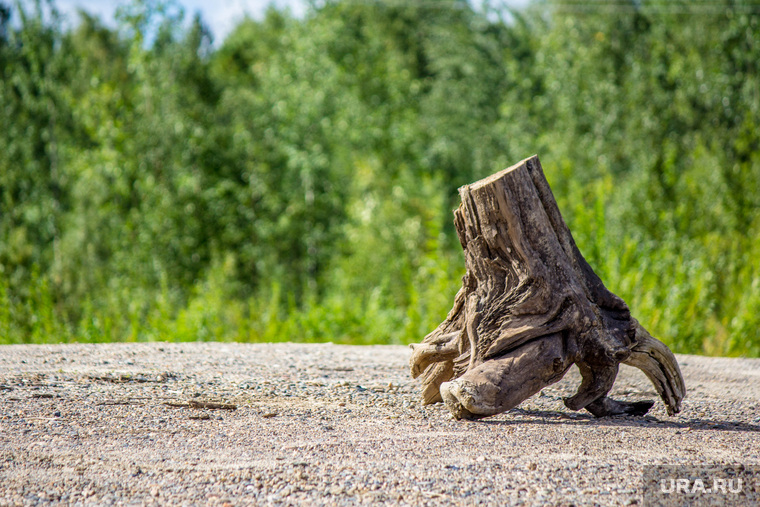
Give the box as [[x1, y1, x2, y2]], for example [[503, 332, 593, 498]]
[[410, 155, 685, 420]]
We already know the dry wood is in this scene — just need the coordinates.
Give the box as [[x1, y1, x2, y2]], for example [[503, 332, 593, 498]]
[[86, 373, 174, 384], [164, 400, 237, 410], [163, 401, 190, 408], [188, 400, 237, 410], [96, 401, 143, 406], [410, 155, 685, 419]]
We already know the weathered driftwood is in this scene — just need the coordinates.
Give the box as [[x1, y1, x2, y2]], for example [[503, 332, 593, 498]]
[[410, 155, 685, 420]]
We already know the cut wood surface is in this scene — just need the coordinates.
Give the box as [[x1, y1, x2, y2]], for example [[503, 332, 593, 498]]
[[1, 342, 759, 506], [411, 156, 684, 420]]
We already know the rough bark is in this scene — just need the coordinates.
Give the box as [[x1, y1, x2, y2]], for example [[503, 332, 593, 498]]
[[410, 155, 685, 419]]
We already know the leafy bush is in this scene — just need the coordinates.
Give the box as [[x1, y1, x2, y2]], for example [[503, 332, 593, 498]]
[[1, 0, 758, 356]]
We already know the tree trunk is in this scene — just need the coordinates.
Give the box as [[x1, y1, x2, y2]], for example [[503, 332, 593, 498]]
[[410, 155, 685, 419]]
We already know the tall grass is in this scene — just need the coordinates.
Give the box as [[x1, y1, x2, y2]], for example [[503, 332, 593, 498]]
[[2, 175, 758, 357]]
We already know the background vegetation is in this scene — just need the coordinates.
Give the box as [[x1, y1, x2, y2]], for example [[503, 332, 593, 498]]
[[1, 0, 759, 355]]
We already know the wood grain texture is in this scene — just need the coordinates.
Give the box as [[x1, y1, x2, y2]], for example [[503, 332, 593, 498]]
[[410, 155, 685, 419]]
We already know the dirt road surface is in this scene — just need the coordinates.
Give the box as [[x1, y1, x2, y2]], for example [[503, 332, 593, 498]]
[[1, 342, 759, 505]]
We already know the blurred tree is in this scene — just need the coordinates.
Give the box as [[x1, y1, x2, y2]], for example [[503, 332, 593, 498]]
[[0, 0, 74, 330], [0, 0, 758, 353]]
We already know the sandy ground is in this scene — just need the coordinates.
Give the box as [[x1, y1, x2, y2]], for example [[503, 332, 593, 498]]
[[0, 341, 759, 506]]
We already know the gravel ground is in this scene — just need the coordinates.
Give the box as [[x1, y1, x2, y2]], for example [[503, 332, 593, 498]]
[[0, 341, 759, 506]]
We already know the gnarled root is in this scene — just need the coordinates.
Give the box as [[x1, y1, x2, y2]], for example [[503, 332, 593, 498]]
[[409, 331, 460, 379], [622, 320, 685, 415], [584, 397, 655, 417], [563, 362, 656, 417], [440, 334, 572, 420]]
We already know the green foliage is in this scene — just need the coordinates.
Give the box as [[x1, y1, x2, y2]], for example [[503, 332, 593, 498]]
[[1, 0, 759, 356]]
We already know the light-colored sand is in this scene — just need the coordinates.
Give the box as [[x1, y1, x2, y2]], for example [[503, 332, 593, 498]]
[[1, 342, 758, 505]]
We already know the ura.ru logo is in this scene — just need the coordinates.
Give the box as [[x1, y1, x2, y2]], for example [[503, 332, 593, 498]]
[[660, 477, 743, 495]]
